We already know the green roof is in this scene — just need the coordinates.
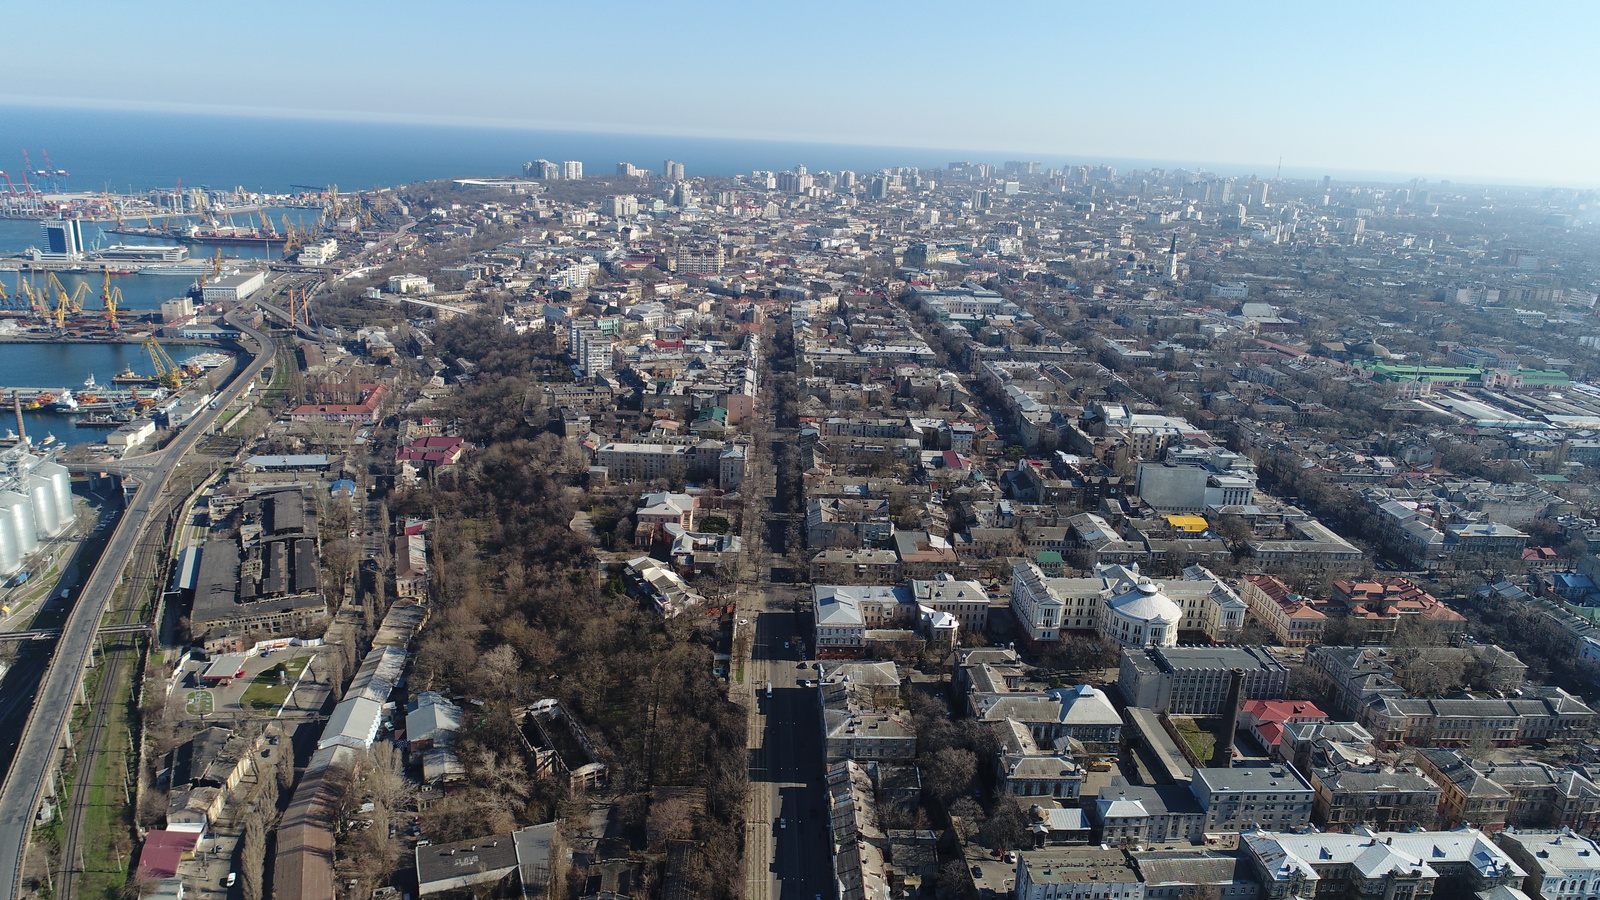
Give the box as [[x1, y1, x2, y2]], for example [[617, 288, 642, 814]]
[[1360, 361, 1570, 385], [1536, 474, 1571, 483], [1034, 550, 1064, 564]]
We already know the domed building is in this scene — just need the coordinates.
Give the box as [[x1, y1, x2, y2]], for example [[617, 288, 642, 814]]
[[1102, 577, 1182, 648]]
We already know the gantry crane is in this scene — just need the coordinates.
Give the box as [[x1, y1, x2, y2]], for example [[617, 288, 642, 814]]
[[141, 335, 183, 390], [39, 149, 67, 192]]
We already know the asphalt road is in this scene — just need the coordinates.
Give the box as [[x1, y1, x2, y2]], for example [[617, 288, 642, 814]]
[[0, 303, 275, 900], [745, 607, 832, 900]]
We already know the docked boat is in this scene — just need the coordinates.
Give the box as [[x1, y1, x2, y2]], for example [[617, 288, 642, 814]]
[[75, 414, 132, 428], [187, 352, 234, 369], [48, 390, 78, 412]]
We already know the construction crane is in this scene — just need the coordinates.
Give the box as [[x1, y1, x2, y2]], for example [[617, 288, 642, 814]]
[[259, 209, 276, 235], [141, 335, 183, 390], [102, 191, 123, 223]]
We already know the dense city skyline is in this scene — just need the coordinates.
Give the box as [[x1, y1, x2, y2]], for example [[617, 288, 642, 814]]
[[4, 0, 1598, 187]]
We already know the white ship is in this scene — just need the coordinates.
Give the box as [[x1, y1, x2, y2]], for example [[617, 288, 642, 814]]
[[186, 352, 233, 369]]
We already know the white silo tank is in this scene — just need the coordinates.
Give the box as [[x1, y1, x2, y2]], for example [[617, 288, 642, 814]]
[[0, 491, 36, 555], [38, 461, 73, 525], [27, 475, 59, 538], [0, 506, 19, 576]]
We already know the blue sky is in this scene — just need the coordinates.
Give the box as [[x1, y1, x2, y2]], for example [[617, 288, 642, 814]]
[[5, 0, 1598, 186]]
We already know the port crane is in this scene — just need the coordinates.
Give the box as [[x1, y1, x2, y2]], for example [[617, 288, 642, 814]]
[[140, 336, 184, 390], [45, 273, 89, 330], [39, 150, 67, 192], [99, 272, 122, 329]]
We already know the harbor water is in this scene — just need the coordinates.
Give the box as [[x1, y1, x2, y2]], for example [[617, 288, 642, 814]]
[[0, 343, 219, 448]]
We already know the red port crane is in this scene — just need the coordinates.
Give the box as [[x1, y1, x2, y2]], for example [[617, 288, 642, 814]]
[[39, 149, 67, 191]]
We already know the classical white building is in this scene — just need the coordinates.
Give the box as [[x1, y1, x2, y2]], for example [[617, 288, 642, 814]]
[[1009, 561, 1245, 648]]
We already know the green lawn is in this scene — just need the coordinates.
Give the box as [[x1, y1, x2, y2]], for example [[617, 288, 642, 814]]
[[240, 655, 311, 712], [185, 690, 214, 717], [1173, 717, 1218, 763]]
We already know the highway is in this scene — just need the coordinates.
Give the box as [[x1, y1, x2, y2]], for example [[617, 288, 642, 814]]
[[0, 302, 276, 900]]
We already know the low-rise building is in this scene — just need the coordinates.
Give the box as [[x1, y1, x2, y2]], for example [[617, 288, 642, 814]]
[[1015, 847, 1145, 900], [1192, 765, 1315, 832]]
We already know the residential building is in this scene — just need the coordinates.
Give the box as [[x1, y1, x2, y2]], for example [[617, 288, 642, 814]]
[[1310, 766, 1442, 829], [1241, 829, 1525, 900], [910, 574, 991, 631], [819, 662, 916, 762], [1417, 750, 1600, 832], [1496, 830, 1600, 900], [1329, 578, 1468, 643], [1240, 574, 1327, 646]]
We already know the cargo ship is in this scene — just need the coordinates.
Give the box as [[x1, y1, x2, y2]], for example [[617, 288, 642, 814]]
[[107, 224, 284, 246]]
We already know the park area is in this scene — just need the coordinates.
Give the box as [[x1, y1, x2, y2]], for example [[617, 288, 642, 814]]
[[240, 655, 311, 712]]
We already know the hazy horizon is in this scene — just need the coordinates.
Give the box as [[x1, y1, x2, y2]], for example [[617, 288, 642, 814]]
[[5, 0, 1598, 190], [1, 100, 1592, 194]]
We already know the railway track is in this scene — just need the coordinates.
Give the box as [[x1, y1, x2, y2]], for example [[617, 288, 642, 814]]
[[54, 503, 172, 900]]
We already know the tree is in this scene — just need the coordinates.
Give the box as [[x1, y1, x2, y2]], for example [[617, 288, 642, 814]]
[[976, 795, 1031, 851], [921, 747, 977, 806]]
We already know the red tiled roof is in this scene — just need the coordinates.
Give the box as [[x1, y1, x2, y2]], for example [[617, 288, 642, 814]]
[[135, 830, 199, 882]]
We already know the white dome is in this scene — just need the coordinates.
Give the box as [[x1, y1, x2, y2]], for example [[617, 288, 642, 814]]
[[1107, 579, 1182, 626]]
